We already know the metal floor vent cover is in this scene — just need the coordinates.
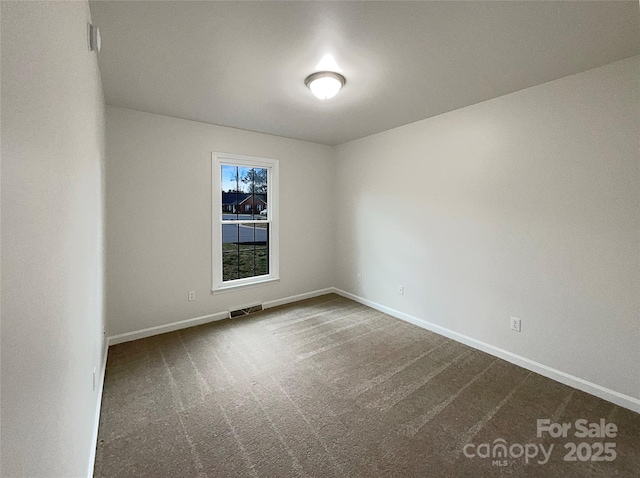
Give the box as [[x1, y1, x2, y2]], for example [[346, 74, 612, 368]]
[[229, 304, 263, 319]]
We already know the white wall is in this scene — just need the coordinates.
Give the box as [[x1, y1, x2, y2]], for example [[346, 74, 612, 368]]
[[1, 1, 106, 477], [334, 57, 640, 403], [105, 106, 335, 337]]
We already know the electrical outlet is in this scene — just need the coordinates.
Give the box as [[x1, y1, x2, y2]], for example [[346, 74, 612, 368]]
[[188, 291, 196, 301], [398, 285, 404, 296], [510, 317, 521, 332], [357, 273, 362, 283]]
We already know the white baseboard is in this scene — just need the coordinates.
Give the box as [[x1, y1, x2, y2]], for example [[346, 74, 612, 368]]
[[263, 287, 335, 309], [103, 285, 640, 413], [107, 311, 229, 346], [106, 287, 336, 347], [87, 338, 109, 478], [332, 287, 640, 414]]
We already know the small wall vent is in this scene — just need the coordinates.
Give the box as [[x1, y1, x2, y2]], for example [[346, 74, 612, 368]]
[[229, 304, 263, 319]]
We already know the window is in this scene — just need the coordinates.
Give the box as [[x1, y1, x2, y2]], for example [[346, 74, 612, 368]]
[[212, 153, 279, 291]]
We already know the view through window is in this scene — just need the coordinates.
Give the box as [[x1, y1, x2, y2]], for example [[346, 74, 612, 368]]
[[212, 153, 279, 290], [221, 165, 269, 280]]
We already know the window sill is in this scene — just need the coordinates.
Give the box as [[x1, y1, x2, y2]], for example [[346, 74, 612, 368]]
[[211, 277, 280, 294]]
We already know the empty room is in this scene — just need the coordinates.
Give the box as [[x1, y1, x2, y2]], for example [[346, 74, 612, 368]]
[[2, 1, 639, 477]]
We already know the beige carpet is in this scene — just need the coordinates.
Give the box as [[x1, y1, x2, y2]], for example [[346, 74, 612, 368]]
[[94, 294, 640, 477]]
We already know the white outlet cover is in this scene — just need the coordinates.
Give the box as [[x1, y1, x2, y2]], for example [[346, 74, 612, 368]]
[[510, 317, 521, 332]]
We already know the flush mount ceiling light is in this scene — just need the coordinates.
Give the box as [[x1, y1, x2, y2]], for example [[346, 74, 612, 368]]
[[304, 71, 346, 100]]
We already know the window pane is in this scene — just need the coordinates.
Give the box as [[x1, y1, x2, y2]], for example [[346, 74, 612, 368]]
[[223, 251, 239, 281], [221, 165, 240, 220], [221, 223, 269, 282], [235, 167, 252, 221], [221, 165, 269, 220], [248, 168, 268, 220], [222, 223, 239, 245], [222, 191, 240, 219], [238, 245, 255, 279], [254, 245, 268, 276]]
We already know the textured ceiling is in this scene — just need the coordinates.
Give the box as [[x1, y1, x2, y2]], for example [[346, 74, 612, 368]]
[[90, 1, 639, 145]]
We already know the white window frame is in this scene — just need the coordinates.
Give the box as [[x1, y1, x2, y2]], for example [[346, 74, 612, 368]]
[[212, 152, 279, 292]]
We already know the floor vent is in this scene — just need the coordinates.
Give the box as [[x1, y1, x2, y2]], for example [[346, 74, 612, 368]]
[[229, 304, 263, 319]]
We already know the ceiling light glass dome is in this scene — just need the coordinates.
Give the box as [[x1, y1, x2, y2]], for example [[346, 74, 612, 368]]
[[304, 71, 346, 100]]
